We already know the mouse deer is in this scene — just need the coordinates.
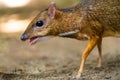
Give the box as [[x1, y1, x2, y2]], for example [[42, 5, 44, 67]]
[[21, 0, 120, 78]]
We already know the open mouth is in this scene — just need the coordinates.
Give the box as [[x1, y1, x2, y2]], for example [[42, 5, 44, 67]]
[[30, 37, 39, 45], [29, 36, 54, 45]]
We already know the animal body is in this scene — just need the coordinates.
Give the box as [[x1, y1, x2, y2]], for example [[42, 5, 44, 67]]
[[21, 0, 120, 78]]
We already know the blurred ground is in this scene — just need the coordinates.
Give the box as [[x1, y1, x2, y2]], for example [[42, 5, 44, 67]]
[[0, 33, 120, 80], [0, 0, 120, 80]]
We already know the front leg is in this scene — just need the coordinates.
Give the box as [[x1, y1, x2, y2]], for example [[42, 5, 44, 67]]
[[76, 37, 100, 79]]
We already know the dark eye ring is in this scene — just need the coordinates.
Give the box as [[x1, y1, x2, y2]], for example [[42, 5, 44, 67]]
[[36, 20, 44, 27]]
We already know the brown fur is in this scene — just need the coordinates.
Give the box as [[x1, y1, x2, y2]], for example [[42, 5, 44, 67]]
[[21, 0, 120, 78]]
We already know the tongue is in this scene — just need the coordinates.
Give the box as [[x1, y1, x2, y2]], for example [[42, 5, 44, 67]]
[[30, 37, 39, 45]]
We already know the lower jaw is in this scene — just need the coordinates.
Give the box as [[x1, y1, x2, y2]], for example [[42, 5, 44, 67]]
[[30, 36, 54, 45]]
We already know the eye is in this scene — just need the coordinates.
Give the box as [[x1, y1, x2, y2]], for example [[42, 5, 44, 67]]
[[36, 20, 44, 27]]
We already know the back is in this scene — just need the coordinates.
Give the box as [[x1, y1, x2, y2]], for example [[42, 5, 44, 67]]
[[95, 0, 120, 30], [79, 0, 120, 36]]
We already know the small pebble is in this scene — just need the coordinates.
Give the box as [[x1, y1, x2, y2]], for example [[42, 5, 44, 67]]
[[105, 75, 111, 79]]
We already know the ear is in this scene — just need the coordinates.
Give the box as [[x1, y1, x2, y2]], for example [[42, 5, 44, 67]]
[[48, 2, 56, 19]]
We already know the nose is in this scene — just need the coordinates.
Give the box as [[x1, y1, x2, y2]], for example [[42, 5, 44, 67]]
[[21, 34, 28, 41]]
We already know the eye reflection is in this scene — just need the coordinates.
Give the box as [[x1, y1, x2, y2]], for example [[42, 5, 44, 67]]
[[36, 20, 44, 27]]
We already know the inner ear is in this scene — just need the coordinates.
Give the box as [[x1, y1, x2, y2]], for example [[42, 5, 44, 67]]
[[48, 2, 56, 19]]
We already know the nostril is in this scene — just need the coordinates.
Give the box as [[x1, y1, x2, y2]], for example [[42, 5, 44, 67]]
[[21, 34, 28, 41]]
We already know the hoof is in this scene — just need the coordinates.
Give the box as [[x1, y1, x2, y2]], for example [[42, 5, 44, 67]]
[[75, 74, 85, 80], [97, 64, 102, 68]]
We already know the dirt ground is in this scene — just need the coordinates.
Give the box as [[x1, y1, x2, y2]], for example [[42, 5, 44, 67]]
[[0, 33, 120, 80]]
